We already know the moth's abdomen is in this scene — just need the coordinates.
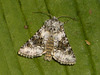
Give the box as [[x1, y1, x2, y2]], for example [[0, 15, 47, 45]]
[[44, 37, 54, 61]]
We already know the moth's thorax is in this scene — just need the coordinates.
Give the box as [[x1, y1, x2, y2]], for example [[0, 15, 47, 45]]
[[44, 36, 54, 61], [45, 16, 64, 34]]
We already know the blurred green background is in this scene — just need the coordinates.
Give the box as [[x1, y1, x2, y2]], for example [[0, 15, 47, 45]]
[[0, 0, 100, 75]]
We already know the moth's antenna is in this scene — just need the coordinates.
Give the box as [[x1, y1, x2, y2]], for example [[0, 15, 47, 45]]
[[33, 12, 53, 18], [57, 16, 77, 21], [63, 20, 69, 24]]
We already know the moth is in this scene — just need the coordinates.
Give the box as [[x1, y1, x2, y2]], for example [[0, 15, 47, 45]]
[[18, 16, 76, 65]]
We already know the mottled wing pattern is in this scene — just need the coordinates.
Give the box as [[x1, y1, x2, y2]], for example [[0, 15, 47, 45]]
[[53, 30, 76, 65], [18, 26, 45, 58], [18, 16, 76, 65], [53, 36, 76, 65]]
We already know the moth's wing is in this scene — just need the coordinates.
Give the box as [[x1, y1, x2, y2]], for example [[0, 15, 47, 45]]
[[53, 32, 76, 65], [18, 25, 46, 58]]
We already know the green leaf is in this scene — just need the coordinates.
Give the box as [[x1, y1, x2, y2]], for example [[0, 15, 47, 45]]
[[0, 0, 100, 75]]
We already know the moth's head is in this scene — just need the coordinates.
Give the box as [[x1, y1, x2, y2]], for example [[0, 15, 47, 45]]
[[44, 16, 64, 33]]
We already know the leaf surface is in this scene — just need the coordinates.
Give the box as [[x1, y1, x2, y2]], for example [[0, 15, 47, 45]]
[[0, 0, 100, 75]]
